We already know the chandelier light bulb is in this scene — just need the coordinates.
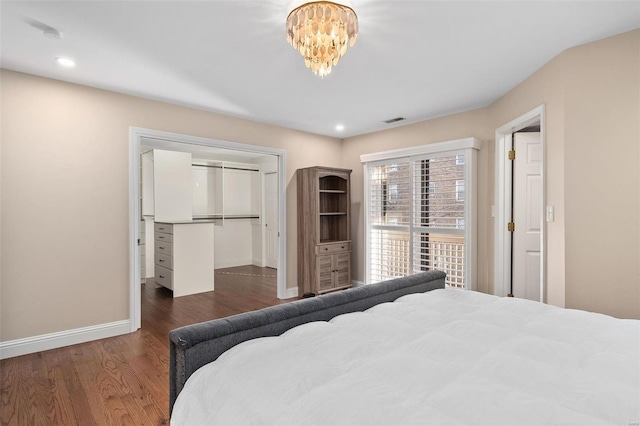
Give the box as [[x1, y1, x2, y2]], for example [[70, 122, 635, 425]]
[[286, 1, 358, 78]]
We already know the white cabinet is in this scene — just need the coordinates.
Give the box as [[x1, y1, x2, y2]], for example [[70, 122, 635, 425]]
[[142, 149, 193, 221], [154, 221, 214, 297]]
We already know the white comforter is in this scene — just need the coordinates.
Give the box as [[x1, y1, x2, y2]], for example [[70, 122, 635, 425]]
[[172, 289, 640, 425]]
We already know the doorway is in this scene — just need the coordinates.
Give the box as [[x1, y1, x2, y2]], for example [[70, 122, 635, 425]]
[[494, 106, 546, 302], [128, 127, 287, 332]]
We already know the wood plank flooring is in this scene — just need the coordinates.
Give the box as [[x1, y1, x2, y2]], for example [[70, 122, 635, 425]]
[[0, 266, 292, 425]]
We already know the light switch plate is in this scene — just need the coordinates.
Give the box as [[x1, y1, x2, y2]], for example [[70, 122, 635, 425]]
[[546, 206, 554, 222]]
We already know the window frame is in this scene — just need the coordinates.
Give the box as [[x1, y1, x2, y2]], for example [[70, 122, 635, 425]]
[[361, 137, 481, 290]]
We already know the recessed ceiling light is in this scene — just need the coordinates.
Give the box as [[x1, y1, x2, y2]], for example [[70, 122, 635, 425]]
[[335, 124, 345, 132], [55, 57, 76, 68]]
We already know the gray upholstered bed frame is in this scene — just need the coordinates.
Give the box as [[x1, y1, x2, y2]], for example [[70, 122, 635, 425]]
[[168, 270, 446, 413]]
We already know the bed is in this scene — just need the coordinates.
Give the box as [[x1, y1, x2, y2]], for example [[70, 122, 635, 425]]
[[169, 271, 640, 425]]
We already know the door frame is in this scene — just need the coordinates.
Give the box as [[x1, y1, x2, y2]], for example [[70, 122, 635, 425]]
[[494, 105, 546, 301], [263, 171, 279, 269], [128, 127, 287, 332]]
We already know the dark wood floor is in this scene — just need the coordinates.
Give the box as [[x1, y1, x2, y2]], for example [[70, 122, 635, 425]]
[[0, 266, 291, 425]]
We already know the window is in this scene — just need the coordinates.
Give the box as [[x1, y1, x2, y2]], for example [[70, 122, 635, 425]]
[[456, 180, 465, 202], [362, 139, 479, 290]]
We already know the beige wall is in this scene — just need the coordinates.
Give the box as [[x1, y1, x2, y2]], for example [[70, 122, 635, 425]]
[[488, 52, 567, 307], [1, 29, 638, 344], [343, 29, 639, 319], [0, 70, 342, 341], [341, 108, 493, 293], [562, 30, 639, 318]]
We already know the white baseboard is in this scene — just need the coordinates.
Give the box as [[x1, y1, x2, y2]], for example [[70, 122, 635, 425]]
[[352, 280, 365, 287], [252, 258, 266, 267], [285, 287, 299, 299], [0, 319, 131, 360]]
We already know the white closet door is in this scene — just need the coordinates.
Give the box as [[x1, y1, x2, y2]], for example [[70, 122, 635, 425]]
[[512, 133, 542, 301]]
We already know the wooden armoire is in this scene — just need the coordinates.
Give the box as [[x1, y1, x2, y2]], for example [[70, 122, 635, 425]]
[[297, 166, 352, 295]]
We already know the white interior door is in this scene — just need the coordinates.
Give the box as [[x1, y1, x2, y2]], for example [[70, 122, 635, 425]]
[[512, 132, 542, 301], [265, 172, 278, 269]]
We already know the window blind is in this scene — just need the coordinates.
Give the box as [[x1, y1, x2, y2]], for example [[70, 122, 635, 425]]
[[366, 151, 473, 289]]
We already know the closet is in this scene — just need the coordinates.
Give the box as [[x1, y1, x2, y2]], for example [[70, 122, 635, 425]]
[[140, 148, 267, 297]]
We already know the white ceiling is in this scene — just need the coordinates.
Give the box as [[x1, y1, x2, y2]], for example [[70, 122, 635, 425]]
[[1, 1, 639, 138]]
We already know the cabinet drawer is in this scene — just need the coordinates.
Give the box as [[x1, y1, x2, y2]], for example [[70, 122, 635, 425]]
[[155, 265, 173, 290], [155, 232, 173, 243], [316, 242, 350, 255], [154, 223, 173, 235], [155, 253, 173, 269], [154, 240, 173, 256]]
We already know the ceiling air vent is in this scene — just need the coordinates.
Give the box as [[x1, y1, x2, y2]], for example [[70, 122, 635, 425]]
[[383, 117, 405, 124]]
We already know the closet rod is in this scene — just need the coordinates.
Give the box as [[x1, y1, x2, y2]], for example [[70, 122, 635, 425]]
[[193, 215, 260, 220], [192, 164, 259, 172]]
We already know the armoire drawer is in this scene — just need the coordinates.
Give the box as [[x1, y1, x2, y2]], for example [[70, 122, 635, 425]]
[[155, 265, 173, 290], [154, 222, 173, 235], [155, 253, 173, 269], [316, 241, 350, 255], [154, 240, 173, 256]]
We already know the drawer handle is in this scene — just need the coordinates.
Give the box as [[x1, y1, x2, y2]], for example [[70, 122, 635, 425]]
[[341, 246, 344, 249], [159, 259, 164, 263], [159, 246, 165, 250], [159, 275, 165, 279], [324, 248, 328, 251], [159, 236, 165, 239], [159, 227, 165, 230]]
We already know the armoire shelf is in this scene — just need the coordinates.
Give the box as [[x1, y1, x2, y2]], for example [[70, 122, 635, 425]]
[[297, 166, 352, 295]]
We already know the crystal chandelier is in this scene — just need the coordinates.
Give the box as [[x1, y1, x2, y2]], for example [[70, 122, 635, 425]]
[[286, 1, 358, 78]]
